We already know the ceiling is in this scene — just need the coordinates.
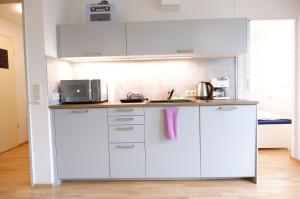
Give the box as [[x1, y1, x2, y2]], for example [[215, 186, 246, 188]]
[[0, 3, 23, 26]]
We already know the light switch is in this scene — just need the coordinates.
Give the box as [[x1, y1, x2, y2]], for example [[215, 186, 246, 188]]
[[31, 84, 42, 105]]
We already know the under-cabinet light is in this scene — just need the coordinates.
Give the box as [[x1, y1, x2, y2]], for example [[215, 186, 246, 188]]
[[60, 53, 241, 63]]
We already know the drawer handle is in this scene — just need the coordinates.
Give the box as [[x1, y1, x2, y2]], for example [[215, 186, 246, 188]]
[[116, 144, 135, 149], [70, 110, 89, 114], [177, 49, 194, 53], [115, 108, 134, 112], [115, 118, 134, 122], [115, 127, 135, 131], [218, 107, 238, 111], [83, 52, 101, 56]]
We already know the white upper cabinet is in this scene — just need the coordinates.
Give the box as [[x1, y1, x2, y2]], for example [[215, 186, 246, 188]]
[[126, 18, 248, 55], [200, 105, 256, 178], [145, 106, 200, 178], [57, 23, 126, 57]]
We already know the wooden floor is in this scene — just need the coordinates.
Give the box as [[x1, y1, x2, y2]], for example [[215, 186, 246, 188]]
[[1, 145, 300, 199]]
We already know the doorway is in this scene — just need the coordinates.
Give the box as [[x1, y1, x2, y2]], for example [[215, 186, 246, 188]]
[[249, 20, 295, 153], [0, 3, 28, 153]]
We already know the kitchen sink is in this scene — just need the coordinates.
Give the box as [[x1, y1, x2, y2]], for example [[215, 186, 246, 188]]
[[149, 99, 193, 103]]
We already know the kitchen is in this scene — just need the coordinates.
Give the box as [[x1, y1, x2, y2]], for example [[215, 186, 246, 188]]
[[1, 0, 300, 198], [45, 3, 257, 183]]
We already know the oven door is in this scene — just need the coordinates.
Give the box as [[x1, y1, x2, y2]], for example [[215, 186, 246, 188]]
[[61, 80, 91, 103]]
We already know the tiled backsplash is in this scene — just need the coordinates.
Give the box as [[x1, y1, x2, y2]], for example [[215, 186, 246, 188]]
[[47, 57, 236, 103], [71, 58, 236, 101], [47, 57, 73, 104]]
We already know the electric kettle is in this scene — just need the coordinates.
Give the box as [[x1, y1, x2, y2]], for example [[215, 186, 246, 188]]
[[197, 82, 213, 100]]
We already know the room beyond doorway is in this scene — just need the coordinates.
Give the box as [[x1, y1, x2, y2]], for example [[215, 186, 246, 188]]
[[249, 19, 295, 153]]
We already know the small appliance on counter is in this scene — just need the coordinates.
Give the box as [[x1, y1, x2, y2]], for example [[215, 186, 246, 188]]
[[120, 92, 147, 103], [86, 1, 116, 23], [197, 82, 213, 100], [211, 76, 230, 100], [60, 79, 108, 103]]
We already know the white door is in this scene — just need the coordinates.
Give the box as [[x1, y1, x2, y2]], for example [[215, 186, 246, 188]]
[[145, 106, 200, 178], [0, 33, 19, 153], [200, 105, 256, 178]]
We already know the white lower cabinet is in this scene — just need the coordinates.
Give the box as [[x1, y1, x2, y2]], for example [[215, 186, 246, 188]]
[[200, 105, 257, 178], [110, 143, 146, 178], [145, 107, 201, 178], [54, 109, 109, 179], [53, 104, 257, 181]]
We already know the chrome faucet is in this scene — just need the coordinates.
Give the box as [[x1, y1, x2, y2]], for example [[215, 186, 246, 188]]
[[167, 89, 175, 100]]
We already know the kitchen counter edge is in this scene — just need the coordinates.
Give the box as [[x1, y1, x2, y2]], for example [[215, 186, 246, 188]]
[[49, 99, 258, 109]]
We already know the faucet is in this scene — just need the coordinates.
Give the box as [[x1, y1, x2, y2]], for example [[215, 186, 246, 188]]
[[167, 89, 175, 100]]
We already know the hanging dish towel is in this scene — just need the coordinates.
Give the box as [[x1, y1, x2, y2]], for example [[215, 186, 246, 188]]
[[164, 107, 179, 140]]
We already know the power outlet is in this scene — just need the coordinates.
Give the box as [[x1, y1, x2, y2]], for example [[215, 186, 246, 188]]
[[52, 93, 60, 101], [185, 90, 196, 97]]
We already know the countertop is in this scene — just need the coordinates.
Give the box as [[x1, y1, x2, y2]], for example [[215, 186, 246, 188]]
[[49, 99, 258, 109]]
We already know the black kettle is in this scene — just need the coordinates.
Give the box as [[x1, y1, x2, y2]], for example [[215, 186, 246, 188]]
[[197, 82, 213, 100]]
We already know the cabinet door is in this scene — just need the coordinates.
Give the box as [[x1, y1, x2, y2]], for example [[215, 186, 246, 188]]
[[126, 18, 247, 55], [109, 125, 145, 143], [54, 109, 109, 179], [57, 23, 126, 57], [110, 143, 145, 178], [200, 105, 256, 178], [145, 107, 200, 178]]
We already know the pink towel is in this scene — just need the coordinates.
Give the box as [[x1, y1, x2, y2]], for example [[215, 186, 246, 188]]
[[164, 107, 179, 140]]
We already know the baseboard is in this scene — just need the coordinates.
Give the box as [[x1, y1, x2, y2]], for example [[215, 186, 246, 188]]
[[290, 156, 300, 163], [19, 141, 29, 146]]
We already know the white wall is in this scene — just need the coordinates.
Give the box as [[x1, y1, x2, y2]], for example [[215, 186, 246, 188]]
[[63, 0, 300, 24], [43, 0, 68, 57], [296, 17, 300, 159], [0, 17, 27, 144], [249, 20, 295, 117], [24, 0, 70, 184], [24, 0, 300, 184], [23, 0, 53, 184], [235, 0, 299, 19]]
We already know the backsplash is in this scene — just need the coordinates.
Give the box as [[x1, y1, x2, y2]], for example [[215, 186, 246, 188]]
[[47, 57, 73, 105], [71, 58, 236, 101]]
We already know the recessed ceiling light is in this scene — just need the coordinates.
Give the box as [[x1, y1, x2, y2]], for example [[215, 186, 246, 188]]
[[15, 4, 22, 14]]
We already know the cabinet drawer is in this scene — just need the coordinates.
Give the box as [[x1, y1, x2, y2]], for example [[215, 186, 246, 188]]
[[108, 108, 144, 116], [108, 116, 144, 125], [109, 125, 144, 143], [110, 143, 145, 178]]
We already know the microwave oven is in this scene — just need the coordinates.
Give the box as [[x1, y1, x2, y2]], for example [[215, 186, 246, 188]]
[[60, 79, 108, 103]]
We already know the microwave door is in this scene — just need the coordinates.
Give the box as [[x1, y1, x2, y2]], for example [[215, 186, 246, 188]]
[[67, 85, 90, 102], [62, 80, 91, 103]]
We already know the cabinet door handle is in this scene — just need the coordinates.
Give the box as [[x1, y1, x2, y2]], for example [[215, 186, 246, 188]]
[[115, 118, 134, 122], [116, 144, 135, 149], [177, 49, 194, 53], [218, 107, 238, 111], [115, 108, 134, 112], [82, 52, 101, 56], [115, 127, 135, 131], [70, 110, 89, 114]]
